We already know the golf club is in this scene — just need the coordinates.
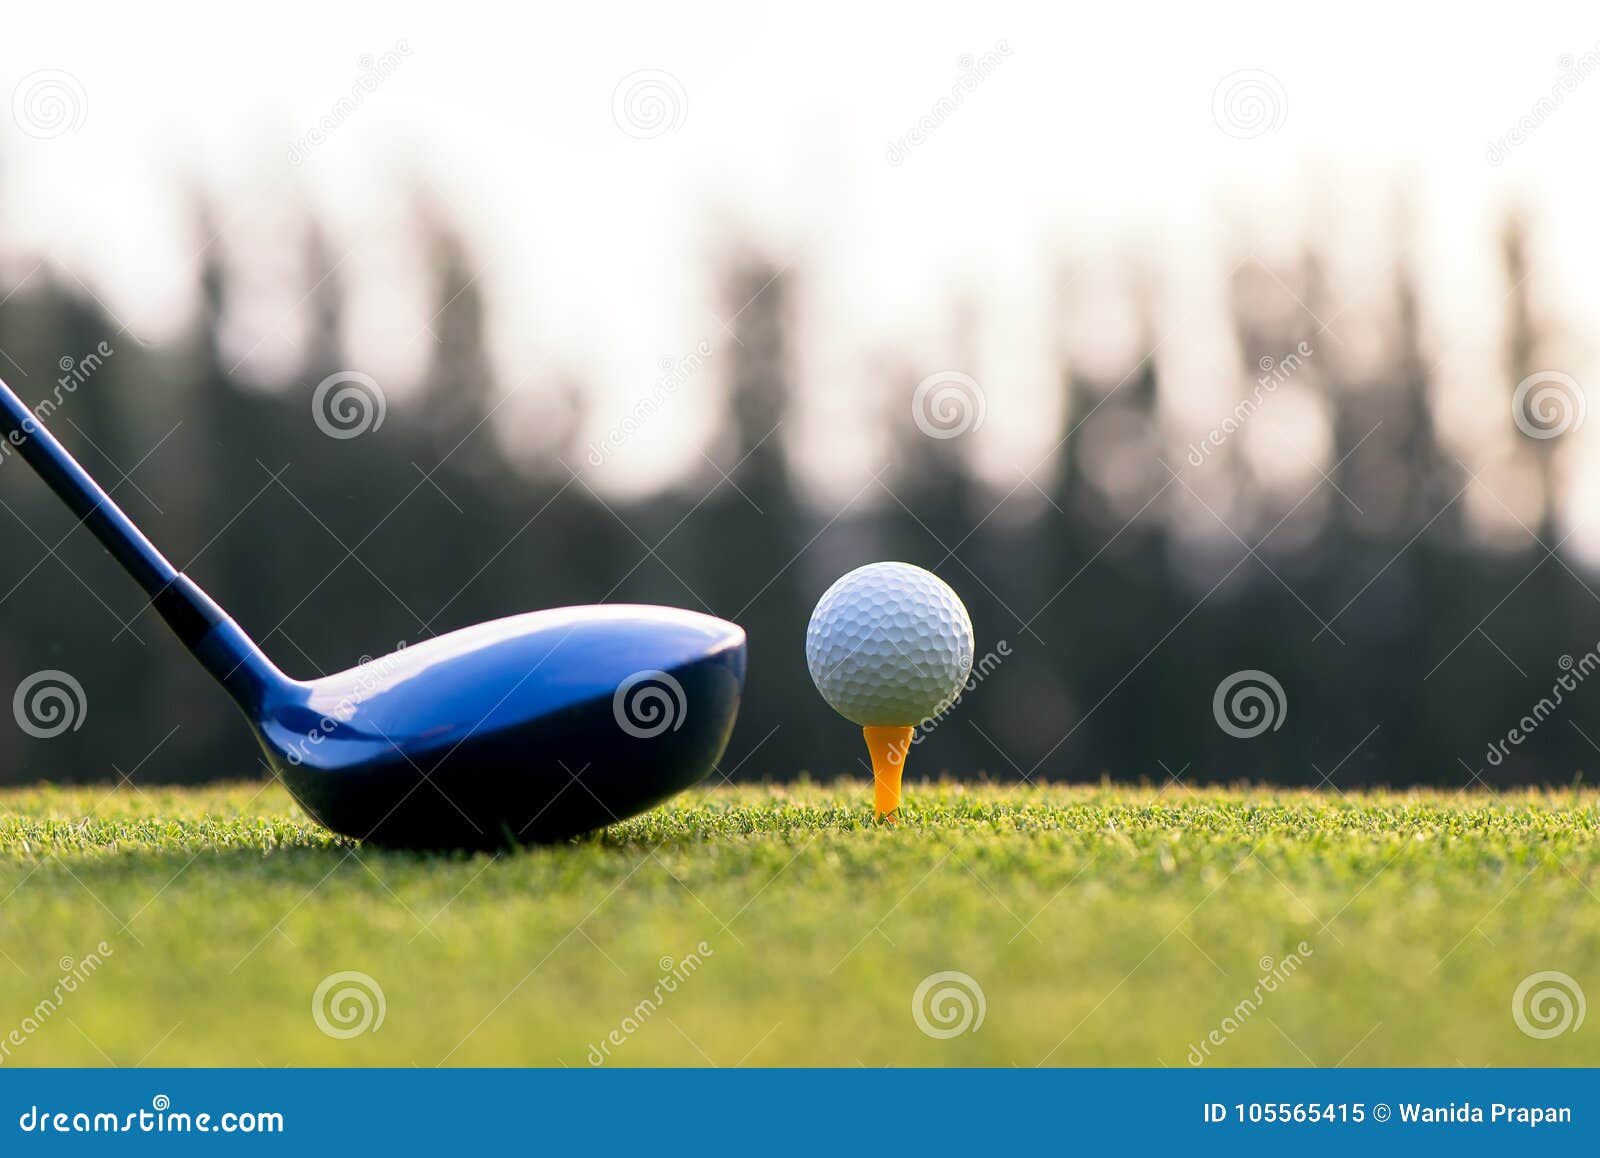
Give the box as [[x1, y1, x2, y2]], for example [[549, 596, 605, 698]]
[[0, 375, 746, 849]]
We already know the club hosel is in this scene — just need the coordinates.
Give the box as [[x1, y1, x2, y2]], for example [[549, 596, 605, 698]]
[[153, 574, 286, 712]]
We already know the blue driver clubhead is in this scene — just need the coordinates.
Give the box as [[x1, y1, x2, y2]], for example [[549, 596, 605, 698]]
[[1, 376, 746, 849]]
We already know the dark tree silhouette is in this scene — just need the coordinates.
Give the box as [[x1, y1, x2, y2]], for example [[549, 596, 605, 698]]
[[0, 206, 1594, 792]]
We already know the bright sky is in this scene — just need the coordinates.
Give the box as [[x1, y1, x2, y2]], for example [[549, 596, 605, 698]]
[[3, 1, 1600, 552]]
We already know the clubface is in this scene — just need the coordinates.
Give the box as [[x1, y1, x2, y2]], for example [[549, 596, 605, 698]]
[[247, 605, 746, 850]]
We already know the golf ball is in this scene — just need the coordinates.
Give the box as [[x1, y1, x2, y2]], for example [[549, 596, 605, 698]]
[[805, 561, 974, 726]]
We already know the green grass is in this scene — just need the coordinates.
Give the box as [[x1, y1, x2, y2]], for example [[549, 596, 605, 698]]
[[1, 780, 1597, 1067]]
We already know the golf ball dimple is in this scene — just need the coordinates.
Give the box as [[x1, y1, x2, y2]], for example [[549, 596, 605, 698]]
[[805, 562, 975, 726]]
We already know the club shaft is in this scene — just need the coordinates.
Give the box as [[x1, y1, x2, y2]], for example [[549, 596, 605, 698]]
[[0, 376, 283, 706], [1, 378, 180, 596]]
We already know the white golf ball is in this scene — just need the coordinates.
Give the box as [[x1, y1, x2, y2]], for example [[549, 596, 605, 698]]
[[805, 561, 974, 726]]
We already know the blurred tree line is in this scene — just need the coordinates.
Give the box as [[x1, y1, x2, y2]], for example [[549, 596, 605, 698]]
[[0, 207, 1594, 791]]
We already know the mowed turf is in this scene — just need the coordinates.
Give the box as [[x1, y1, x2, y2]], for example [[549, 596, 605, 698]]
[[0, 781, 1597, 1067]]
